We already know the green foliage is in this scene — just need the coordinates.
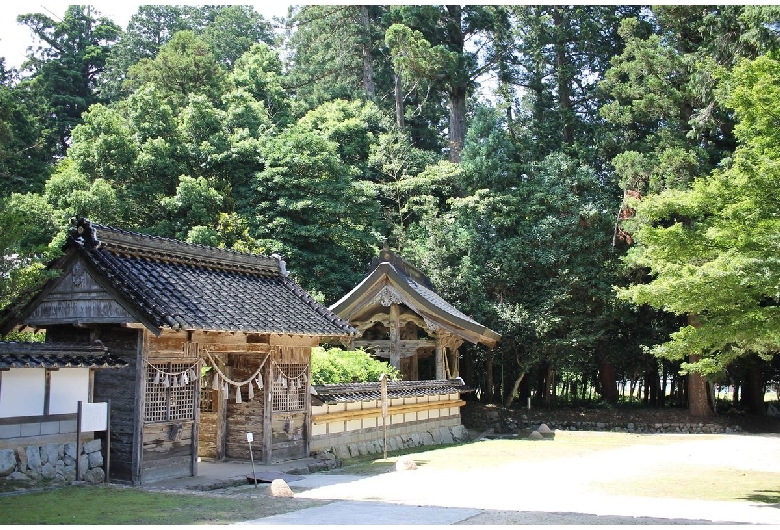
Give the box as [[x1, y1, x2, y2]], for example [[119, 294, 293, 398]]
[[125, 31, 226, 107], [253, 122, 380, 303], [310, 347, 401, 385], [618, 53, 780, 375], [0, 193, 64, 311]]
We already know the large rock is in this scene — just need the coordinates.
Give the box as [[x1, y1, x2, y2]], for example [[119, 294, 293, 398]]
[[6, 471, 31, 482], [0, 449, 16, 476], [88, 450, 103, 469], [15, 447, 27, 471], [395, 456, 417, 471], [25, 446, 42, 472], [41, 462, 57, 480], [451, 425, 469, 442], [65, 443, 78, 460], [269, 479, 294, 498], [439, 427, 454, 445], [45, 444, 59, 467], [84, 467, 105, 485], [82, 439, 102, 454]]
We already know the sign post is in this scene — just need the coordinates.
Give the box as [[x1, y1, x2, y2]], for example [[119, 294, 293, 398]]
[[247, 432, 258, 488], [379, 374, 388, 459], [77, 401, 110, 482]]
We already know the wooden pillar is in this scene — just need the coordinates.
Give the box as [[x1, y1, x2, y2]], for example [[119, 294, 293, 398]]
[[389, 304, 401, 370], [435, 336, 445, 380], [303, 363, 311, 457], [262, 358, 273, 464], [450, 348, 459, 379], [411, 353, 419, 381]]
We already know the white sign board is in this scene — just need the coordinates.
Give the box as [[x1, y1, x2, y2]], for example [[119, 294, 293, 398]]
[[246, 432, 254, 443], [80, 402, 108, 431]]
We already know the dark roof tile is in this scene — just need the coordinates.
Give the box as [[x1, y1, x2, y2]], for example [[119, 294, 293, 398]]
[[312, 378, 472, 404], [0, 342, 127, 369], [68, 218, 356, 336]]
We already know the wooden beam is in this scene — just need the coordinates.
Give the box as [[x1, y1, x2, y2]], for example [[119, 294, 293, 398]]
[[312, 399, 466, 424], [389, 304, 400, 370]]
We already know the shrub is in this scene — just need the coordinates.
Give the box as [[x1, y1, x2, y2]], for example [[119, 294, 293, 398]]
[[311, 347, 401, 385]]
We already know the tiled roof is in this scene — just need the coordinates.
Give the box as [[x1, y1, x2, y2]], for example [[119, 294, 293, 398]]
[[312, 378, 472, 404], [0, 342, 127, 369], [330, 244, 500, 347], [65, 218, 357, 336]]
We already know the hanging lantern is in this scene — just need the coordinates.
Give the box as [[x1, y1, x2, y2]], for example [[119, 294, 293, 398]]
[[256, 374, 264, 390], [153, 370, 161, 385], [236, 386, 243, 404]]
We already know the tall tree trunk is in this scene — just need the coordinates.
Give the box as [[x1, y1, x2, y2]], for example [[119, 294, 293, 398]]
[[394, 71, 404, 128], [687, 315, 713, 418], [484, 350, 494, 402], [359, 5, 375, 98], [505, 372, 525, 408], [551, 8, 574, 145], [445, 5, 466, 163], [742, 363, 765, 415], [543, 365, 554, 406], [448, 88, 466, 163], [687, 355, 713, 418], [597, 357, 619, 403]]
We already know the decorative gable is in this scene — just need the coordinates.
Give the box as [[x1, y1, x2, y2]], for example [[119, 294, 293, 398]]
[[24, 257, 137, 328]]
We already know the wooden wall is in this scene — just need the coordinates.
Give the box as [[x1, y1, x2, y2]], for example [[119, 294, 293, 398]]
[[47, 324, 141, 484], [224, 352, 266, 460]]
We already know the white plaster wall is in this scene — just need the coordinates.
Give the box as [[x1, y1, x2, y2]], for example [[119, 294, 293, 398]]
[[49, 368, 90, 414], [0, 368, 45, 417]]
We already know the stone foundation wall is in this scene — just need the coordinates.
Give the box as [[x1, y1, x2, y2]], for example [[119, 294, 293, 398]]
[[312, 421, 470, 461], [0, 438, 105, 485], [462, 406, 744, 435]]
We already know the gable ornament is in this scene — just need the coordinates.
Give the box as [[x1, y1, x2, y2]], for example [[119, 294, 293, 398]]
[[374, 286, 404, 307]]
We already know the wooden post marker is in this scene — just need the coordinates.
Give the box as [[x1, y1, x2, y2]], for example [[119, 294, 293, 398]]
[[379, 373, 388, 459]]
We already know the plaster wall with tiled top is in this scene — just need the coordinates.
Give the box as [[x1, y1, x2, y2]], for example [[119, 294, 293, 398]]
[[310, 393, 469, 457]]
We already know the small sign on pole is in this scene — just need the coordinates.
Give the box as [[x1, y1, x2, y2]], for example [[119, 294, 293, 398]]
[[76, 401, 111, 483], [379, 373, 388, 459], [247, 432, 258, 488]]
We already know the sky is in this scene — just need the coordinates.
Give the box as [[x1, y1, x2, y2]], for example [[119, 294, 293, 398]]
[[0, 3, 293, 71]]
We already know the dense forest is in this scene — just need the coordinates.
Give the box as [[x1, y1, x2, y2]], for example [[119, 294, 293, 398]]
[[2, 5, 780, 418]]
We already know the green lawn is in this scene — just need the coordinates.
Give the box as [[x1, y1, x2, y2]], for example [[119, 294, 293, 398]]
[[0, 484, 328, 525]]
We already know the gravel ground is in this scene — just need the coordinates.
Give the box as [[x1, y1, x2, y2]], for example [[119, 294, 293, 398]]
[[265, 432, 780, 525]]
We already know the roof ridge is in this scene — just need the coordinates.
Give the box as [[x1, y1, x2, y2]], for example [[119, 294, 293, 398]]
[[69, 217, 283, 275]]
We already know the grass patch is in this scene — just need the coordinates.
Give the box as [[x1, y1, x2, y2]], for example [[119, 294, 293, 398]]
[[594, 465, 780, 504], [1, 484, 329, 525]]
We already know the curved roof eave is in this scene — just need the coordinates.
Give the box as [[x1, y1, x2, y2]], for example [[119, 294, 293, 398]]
[[330, 262, 501, 347]]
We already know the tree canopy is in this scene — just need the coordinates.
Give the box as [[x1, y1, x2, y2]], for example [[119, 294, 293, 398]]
[[2, 5, 780, 417]]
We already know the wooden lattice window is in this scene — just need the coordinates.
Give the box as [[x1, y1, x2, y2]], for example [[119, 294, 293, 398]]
[[272, 363, 307, 413], [200, 371, 216, 413], [144, 362, 196, 423]]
